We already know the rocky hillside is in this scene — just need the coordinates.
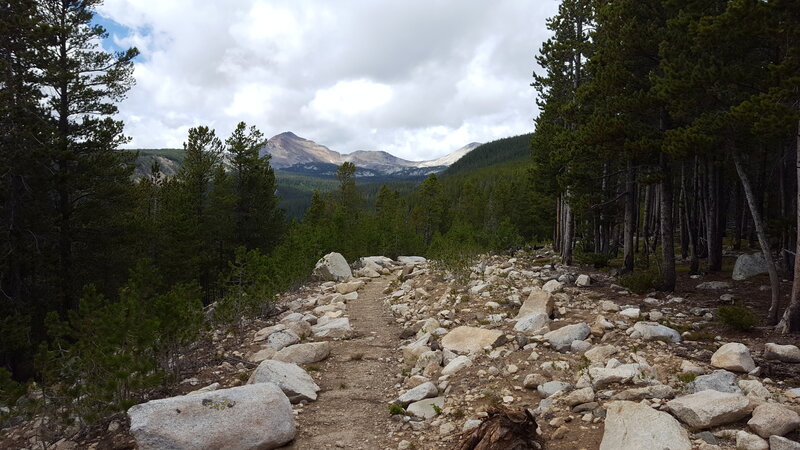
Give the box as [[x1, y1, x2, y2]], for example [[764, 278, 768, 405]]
[[6, 249, 800, 449]]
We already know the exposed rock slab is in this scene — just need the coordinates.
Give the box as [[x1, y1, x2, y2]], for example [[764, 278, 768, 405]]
[[128, 383, 295, 450]]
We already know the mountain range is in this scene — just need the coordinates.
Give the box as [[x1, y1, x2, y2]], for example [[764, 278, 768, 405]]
[[261, 132, 481, 179]]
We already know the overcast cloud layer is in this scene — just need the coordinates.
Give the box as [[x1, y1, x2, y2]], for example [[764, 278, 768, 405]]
[[99, 0, 557, 161]]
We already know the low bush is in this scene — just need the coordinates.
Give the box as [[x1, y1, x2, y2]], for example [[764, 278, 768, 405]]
[[717, 303, 758, 331], [619, 270, 662, 294]]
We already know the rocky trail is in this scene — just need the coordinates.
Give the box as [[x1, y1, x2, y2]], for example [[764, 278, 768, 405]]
[[286, 277, 401, 449], [7, 249, 800, 450]]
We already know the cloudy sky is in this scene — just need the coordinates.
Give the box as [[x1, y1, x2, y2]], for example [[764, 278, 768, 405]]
[[98, 1, 558, 161]]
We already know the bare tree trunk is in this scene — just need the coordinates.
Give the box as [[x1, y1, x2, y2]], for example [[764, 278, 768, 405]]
[[777, 120, 800, 333], [706, 158, 723, 271], [622, 161, 636, 274], [563, 195, 574, 265], [661, 157, 676, 291], [733, 150, 781, 325]]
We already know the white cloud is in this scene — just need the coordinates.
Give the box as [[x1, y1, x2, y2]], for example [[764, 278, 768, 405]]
[[98, 0, 559, 158]]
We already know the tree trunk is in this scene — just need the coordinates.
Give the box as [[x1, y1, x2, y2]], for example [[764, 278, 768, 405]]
[[706, 158, 723, 271], [622, 161, 636, 274], [777, 120, 800, 333], [661, 158, 676, 291], [733, 150, 781, 325], [562, 196, 574, 265]]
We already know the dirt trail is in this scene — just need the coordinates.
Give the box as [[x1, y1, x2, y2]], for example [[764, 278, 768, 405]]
[[286, 276, 403, 449]]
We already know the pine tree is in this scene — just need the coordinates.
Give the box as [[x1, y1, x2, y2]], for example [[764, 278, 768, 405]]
[[36, 0, 139, 313]]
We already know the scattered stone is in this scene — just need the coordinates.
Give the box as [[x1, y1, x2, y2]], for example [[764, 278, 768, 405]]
[[396, 382, 438, 406], [543, 323, 590, 351], [732, 253, 769, 280], [575, 274, 591, 287], [710, 342, 755, 373], [249, 346, 277, 363], [764, 343, 800, 363], [570, 340, 591, 354], [406, 396, 444, 419], [440, 326, 503, 354], [630, 322, 681, 343], [696, 281, 731, 290], [542, 279, 564, 293], [599, 401, 691, 450], [564, 387, 594, 406], [770, 436, 800, 450], [523, 373, 547, 389], [128, 383, 295, 450], [738, 379, 771, 400], [599, 301, 620, 312], [514, 313, 549, 333], [312, 252, 352, 281], [441, 355, 472, 376], [736, 430, 768, 450], [619, 308, 640, 319], [687, 370, 741, 394], [680, 360, 705, 375], [538, 381, 571, 397], [585, 345, 618, 363], [517, 289, 555, 318], [266, 329, 301, 351], [335, 280, 364, 294], [398, 256, 426, 265], [666, 390, 752, 429], [273, 342, 331, 365], [747, 403, 800, 438], [611, 384, 676, 401], [589, 363, 646, 389], [311, 317, 353, 339], [247, 360, 320, 404]]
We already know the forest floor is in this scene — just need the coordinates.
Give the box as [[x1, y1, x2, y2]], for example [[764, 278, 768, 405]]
[[3, 249, 800, 450]]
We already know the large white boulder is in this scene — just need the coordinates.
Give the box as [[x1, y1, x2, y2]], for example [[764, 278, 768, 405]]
[[600, 401, 691, 450], [128, 383, 295, 450], [312, 252, 352, 281], [248, 360, 320, 403], [711, 342, 756, 373], [732, 253, 769, 280], [666, 390, 752, 429]]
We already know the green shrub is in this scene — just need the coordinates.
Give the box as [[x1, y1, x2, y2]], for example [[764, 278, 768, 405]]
[[388, 403, 405, 415], [676, 372, 697, 383], [717, 304, 758, 331], [576, 251, 613, 268], [619, 270, 662, 294]]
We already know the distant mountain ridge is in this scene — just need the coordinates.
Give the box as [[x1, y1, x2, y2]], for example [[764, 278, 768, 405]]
[[261, 132, 480, 178]]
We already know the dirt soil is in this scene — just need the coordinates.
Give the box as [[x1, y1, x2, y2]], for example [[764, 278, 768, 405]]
[[284, 277, 403, 449]]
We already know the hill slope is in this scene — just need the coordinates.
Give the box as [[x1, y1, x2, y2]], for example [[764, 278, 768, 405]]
[[441, 133, 532, 177]]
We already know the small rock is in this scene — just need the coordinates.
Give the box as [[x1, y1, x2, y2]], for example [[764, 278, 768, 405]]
[[747, 403, 800, 438], [538, 381, 571, 397], [736, 430, 769, 450], [396, 382, 438, 406], [764, 343, 800, 363], [543, 323, 590, 351], [770, 435, 800, 450], [406, 396, 444, 419], [710, 342, 755, 373], [666, 390, 752, 429], [687, 370, 741, 394], [599, 401, 691, 450]]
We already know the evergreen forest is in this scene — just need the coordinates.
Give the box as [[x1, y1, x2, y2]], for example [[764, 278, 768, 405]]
[[1, 0, 800, 443]]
